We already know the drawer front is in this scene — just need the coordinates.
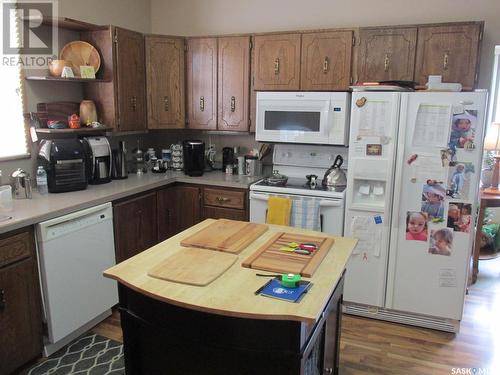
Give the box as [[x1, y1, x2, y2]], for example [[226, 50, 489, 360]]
[[0, 230, 33, 268], [203, 206, 248, 221], [203, 188, 246, 210]]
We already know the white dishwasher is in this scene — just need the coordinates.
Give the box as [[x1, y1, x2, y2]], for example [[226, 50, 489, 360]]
[[36, 202, 118, 356]]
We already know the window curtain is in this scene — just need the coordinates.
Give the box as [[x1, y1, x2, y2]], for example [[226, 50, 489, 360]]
[[488, 45, 500, 125], [0, 5, 29, 159]]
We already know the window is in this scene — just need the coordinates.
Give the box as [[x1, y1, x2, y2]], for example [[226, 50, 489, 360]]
[[488, 45, 500, 125], [0, 6, 29, 160]]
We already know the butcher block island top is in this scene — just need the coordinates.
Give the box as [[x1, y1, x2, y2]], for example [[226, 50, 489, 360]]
[[104, 219, 356, 325]]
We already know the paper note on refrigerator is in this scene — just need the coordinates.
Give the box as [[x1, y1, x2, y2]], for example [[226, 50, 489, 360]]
[[412, 104, 452, 148], [357, 101, 390, 137], [350, 216, 382, 257], [439, 268, 457, 288], [410, 155, 447, 182]]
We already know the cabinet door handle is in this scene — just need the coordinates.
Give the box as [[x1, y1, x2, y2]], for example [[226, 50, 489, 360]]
[[443, 52, 449, 70], [216, 196, 230, 203], [165, 208, 172, 224], [230, 96, 236, 112], [130, 96, 137, 112], [0, 289, 5, 310], [323, 57, 329, 73], [274, 58, 280, 75], [384, 54, 390, 72], [200, 96, 205, 112], [164, 96, 169, 112]]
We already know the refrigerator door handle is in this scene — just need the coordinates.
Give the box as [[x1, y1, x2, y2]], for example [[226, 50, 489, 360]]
[[385, 93, 409, 308]]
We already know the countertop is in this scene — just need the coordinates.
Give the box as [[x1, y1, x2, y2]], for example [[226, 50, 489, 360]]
[[104, 219, 356, 325], [0, 171, 262, 234]]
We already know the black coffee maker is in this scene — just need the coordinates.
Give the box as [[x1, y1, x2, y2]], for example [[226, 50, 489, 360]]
[[83, 137, 112, 184], [183, 140, 205, 177], [222, 147, 234, 172]]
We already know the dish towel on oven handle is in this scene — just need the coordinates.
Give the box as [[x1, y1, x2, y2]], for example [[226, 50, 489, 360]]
[[266, 196, 292, 226], [290, 197, 321, 231]]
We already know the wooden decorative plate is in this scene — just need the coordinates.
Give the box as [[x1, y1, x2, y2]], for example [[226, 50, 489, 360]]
[[60, 41, 100, 77]]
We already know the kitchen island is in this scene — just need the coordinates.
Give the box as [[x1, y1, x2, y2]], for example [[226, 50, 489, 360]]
[[104, 219, 356, 375]]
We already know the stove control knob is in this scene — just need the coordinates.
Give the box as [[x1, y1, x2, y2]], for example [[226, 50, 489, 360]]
[[286, 152, 292, 158]]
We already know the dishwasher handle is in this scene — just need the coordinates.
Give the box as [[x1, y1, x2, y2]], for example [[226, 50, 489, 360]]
[[250, 192, 343, 207]]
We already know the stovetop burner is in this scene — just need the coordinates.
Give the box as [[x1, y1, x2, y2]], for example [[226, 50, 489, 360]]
[[255, 177, 346, 193]]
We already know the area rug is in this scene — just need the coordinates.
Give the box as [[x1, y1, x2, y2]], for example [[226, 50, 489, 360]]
[[27, 334, 124, 375]]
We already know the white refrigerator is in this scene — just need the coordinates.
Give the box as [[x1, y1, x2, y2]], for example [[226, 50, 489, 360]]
[[343, 91, 487, 332]]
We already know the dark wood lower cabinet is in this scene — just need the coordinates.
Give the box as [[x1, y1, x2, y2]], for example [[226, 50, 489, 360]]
[[202, 205, 247, 221], [202, 186, 248, 221], [113, 191, 158, 262], [157, 184, 201, 242], [0, 228, 43, 375], [117, 273, 344, 375], [115, 183, 250, 259]]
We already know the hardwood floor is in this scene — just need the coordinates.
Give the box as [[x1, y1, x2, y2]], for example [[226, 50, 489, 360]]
[[92, 257, 500, 374]]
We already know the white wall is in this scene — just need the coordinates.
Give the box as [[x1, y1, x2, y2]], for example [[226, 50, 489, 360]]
[[59, 0, 151, 33], [150, 0, 500, 89]]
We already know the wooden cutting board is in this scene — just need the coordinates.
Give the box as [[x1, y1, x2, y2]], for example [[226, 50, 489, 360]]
[[148, 248, 237, 286], [180, 219, 268, 254], [241, 232, 334, 277], [37, 102, 79, 123]]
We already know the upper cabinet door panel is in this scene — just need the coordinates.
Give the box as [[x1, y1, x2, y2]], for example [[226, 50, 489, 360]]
[[253, 33, 301, 91], [218, 36, 250, 132], [415, 23, 482, 90], [358, 27, 417, 83], [300, 31, 353, 90], [115, 27, 146, 131], [146, 36, 185, 129], [186, 38, 217, 130]]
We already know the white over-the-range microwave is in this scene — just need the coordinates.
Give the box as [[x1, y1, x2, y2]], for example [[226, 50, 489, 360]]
[[255, 91, 350, 145]]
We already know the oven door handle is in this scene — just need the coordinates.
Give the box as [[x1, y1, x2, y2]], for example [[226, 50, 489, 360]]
[[250, 192, 343, 207]]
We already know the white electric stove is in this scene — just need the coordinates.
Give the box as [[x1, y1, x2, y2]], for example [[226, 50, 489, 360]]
[[249, 144, 348, 235]]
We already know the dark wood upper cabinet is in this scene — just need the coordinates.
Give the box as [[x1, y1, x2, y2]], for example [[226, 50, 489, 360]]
[[157, 185, 201, 241], [146, 36, 185, 129], [253, 33, 301, 91], [218, 36, 250, 132], [357, 27, 417, 83], [186, 38, 218, 130], [414, 23, 483, 90], [0, 228, 43, 375], [113, 192, 158, 262], [300, 31, 353, 90], [115, 27, 147, 131]]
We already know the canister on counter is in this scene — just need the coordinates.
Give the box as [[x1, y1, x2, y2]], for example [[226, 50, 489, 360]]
[[237, 156, 246, 175], [245, 156, 262, 176]]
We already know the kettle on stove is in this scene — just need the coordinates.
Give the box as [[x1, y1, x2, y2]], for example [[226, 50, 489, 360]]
[[322, 155, 347, 188]]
